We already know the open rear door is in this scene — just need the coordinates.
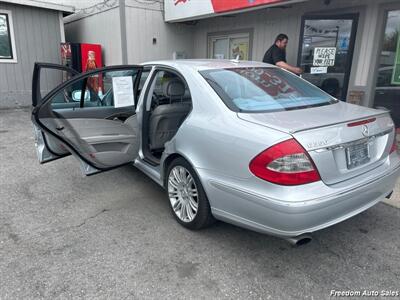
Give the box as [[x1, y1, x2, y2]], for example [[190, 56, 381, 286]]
[[31, 63, 143, 175], [32, 63, 80, 164]]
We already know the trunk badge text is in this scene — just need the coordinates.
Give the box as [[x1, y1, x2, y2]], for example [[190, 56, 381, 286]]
[[307, 140, 328, 149]]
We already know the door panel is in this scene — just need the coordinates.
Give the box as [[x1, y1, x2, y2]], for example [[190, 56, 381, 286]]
[[54, 106, 135, 120], [32, 63, 80, 162], [32, 64, 143, 175]]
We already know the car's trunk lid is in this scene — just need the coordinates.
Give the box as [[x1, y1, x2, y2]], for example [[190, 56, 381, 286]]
[[238, 102, 395, 185]]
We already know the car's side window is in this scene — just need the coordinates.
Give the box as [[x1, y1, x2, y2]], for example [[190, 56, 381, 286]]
[[147, 69, 192, 111], [48, 69, 140, 110], [138, 68, 151, 94], [143, 68, 193, 159]]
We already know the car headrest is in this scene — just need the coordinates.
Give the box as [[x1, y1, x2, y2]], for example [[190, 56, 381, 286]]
[[162, 78, 185, 97]]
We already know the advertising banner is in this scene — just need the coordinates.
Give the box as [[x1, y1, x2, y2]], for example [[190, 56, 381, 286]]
[[165, 0, 294, 22], [80, 43, 102, 73], [80, 43, 103, 93], [212, 0, 284, 13]]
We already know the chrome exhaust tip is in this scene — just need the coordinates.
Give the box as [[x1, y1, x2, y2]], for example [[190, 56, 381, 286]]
[[285, 234, 312, 247]]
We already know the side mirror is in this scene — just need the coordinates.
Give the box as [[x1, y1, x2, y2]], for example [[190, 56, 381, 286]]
[[71, 90, 90, 102]]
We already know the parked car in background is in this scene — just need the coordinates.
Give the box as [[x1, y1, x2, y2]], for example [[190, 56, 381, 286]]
[[31, 60, 400, 245]]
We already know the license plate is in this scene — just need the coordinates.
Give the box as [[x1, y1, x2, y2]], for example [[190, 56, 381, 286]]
[[346, 142, 370, 169]]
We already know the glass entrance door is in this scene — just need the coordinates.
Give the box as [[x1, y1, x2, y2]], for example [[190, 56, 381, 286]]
[[298, 15, 358, 100], [373, 9, 400, 135]]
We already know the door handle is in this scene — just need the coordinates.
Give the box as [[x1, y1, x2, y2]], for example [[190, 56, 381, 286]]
[[56, 126, 64, 131]]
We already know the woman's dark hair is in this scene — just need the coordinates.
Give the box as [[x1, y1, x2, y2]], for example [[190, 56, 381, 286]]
[[275, 33, 289, 42]]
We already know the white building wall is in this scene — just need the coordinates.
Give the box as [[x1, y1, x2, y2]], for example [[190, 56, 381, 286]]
[[64, 6, 123, 66], [193, 7, 301, 65], [124, 0, 194, 63]]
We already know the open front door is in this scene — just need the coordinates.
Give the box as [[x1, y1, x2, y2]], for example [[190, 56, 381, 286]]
[[31, 63, 143, 175]]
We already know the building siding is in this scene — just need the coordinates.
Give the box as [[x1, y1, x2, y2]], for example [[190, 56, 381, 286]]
[[64, 0, 194, 65], [124, 0, 194, 64], [0, 2, 62, 108], [64, 6, 123, 66]]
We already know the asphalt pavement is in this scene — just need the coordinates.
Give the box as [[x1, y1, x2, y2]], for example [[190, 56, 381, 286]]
[[0, 108, 399, 299]]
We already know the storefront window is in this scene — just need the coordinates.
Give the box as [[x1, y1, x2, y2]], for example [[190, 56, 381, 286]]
[[373, 10, 400, 134], [208, 32, 250, 60], [0, 12, 14, 60], [298, 15, 358, 100]]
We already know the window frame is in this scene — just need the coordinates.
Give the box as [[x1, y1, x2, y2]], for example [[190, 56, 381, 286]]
[[296, 14, 359, 100], [141, 65, 193, 165], [0, 10, 17, 63], [207, 28, 253, 61]]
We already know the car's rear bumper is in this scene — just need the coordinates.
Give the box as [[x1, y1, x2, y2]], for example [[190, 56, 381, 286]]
[[201, 160, 400, 237]]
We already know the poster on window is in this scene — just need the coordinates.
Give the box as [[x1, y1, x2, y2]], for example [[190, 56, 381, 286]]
[[313, 47, 336, 67], [112, 76, 135, 108], [310, 67, 328, 74], [230, 41, 249, 60], [392, 37, 400, 85]]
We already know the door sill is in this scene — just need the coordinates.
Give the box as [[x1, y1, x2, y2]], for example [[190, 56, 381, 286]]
[[134, 158, 163, 186]]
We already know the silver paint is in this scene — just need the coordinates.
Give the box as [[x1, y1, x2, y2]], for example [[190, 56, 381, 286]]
[[33, 60, 400, 239]]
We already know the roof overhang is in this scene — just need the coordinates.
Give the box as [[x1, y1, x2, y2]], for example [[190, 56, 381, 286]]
[[164, 0, 308, 23], [1, 0, 75, 16]]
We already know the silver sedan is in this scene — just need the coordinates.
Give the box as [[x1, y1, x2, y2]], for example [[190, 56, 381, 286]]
[[31, 60, 400, 245]]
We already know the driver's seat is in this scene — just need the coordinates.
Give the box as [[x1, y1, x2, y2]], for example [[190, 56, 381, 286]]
[[149, 79, 191, 150]]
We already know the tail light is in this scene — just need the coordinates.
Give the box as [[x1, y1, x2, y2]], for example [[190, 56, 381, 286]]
[[390, 133, 398, 154], [249, 139, 321, 185]]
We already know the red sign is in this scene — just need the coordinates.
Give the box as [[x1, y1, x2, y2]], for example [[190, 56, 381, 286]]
[[80, 43, 103, 93], [80, 43, 102, 73], [211, 0, 284, 13]]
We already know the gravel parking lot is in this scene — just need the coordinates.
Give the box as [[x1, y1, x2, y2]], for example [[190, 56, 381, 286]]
[[1, 108, 399, 299]]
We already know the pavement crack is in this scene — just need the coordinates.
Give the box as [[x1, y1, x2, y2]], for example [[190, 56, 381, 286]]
[[76, 208, 110, 228]]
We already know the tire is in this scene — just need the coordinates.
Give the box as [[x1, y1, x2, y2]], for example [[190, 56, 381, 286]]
[[165, 157, 215, 230]]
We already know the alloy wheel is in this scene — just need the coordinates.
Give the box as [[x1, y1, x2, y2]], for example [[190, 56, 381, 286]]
[[168, 166, 199, 222]]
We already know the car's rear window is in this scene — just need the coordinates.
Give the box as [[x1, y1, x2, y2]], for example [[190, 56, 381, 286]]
[[200, 67, 337, 113]]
